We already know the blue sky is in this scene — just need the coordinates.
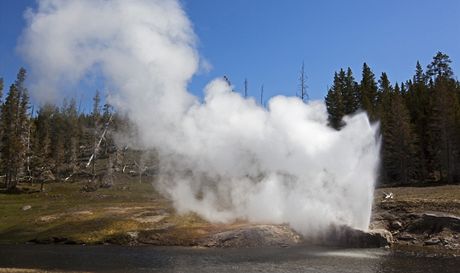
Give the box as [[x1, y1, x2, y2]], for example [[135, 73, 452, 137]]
[[1, 0, 459, 104]]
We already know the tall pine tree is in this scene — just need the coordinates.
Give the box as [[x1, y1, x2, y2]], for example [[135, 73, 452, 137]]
[[426, 52, 459, 183], [325, 72, 345, 129], [342, 67, 360, 115], [359, 63, 378, 121], [31, 104, 54, 183], [1, 68, 30, 189]]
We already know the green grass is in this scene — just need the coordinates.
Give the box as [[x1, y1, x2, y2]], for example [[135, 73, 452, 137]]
[[0, 174, 209, 244]]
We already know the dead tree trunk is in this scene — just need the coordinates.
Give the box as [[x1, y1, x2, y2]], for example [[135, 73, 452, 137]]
[[86, 114, 113, 176]]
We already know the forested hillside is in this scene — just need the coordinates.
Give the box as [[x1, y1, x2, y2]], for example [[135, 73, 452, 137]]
[[326, 52, 460, 185]]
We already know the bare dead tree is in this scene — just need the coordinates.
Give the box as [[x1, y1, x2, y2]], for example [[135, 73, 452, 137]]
[[26, 105, 34, 183], [260, 84, 264, 106], [298, 62, 309, 102], [244, 78, 248, 98], [223, 75, 231, 86], [133, 160, 147, 183], [86, 114, 113, 176]]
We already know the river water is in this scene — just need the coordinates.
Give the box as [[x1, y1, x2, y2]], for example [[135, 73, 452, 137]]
[[0, 245, 458, 273]]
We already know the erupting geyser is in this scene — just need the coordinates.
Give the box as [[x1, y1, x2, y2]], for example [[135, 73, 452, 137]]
[[20, 0, 380, 235]]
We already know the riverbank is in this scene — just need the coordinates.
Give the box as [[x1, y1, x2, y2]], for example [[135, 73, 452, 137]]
[[1, 175, 459, 254], [372, 185, 460, 255]]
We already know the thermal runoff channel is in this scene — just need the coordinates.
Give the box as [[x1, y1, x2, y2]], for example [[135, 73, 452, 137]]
[[20, 0, 380, 235]]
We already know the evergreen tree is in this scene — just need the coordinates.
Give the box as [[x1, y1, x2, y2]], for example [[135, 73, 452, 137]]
[[342, 67, 360, 115], [325, 72, 345, 129], [427, 52, 454, 80], [381, 84, 418, 184], [406, 62, 432, 179], [426, 52, 458, 183], [0, 77, 3, 158], [359, 63, 378, 120], [377, 72, 392, 114], [0, 68, 30, 189], [31, 104, 53, 182], [62, 98, 80, 173], [1, 84, 21, 189], [414, 61, 426, 84], [102, 101, 113, 126], [19, 83, 30, 180], [49, 106, 64, 175], [0, 78, 3, 101]]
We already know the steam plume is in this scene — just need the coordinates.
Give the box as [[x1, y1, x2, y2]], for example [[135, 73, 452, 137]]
[[20, 0, 380, 235]]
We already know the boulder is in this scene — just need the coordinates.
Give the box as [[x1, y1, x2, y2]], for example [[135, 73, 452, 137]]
[[390, 221, 403, 230], [202, 225, 301, 248], [424, 238, 441, 246], [397, 232, 415, 241], [407, 213, 460, 234], [313, 226, 393, 248]]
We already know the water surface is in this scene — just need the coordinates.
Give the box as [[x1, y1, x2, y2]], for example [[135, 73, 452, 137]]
[[0, 245, 458, 272]]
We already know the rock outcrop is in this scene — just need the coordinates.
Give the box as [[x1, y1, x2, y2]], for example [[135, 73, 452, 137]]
[[306, 226, 393, 248], [201, 225, 302, 248], [200, 224, 393, 248], [372, 209, 460, 252], [406, 213, 460, 234]]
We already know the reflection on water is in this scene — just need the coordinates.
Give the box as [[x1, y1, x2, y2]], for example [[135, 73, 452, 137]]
[[0, 245, 458, 273]]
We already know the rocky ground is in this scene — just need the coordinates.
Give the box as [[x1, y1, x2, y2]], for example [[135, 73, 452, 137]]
[[372, 186, 460, 255], [1, 176, 459, 255]]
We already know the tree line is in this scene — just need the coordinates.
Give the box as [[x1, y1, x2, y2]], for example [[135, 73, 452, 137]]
[[325, 52, 460, 185], [0, 68, 126, 190], [1, 52, 458, 190]]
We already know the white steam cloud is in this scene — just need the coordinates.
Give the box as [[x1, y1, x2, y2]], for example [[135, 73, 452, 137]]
[[20, 0, 380, 234]]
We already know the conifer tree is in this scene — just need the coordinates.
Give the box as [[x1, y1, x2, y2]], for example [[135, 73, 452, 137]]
[[49, 105, 64, 175], [1, 84, 21, 189], [325, 72, 345, 129], [0, 68, 30, 189], [359, 63, 378, 120], [0, 78, 3, 101], [406, 62, 432, 179], [426, 52, 458, 183], [31, 104, 53, 182], [414, 61, 426, 84], [19, 83, 30, 180], [0, 77, 3, 150], [427, 52, 454, 80], [342, 67, 360, 115], [381, 83, 418, 184], [377, 72, 392, 113], [62, 98, 80, 173]]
